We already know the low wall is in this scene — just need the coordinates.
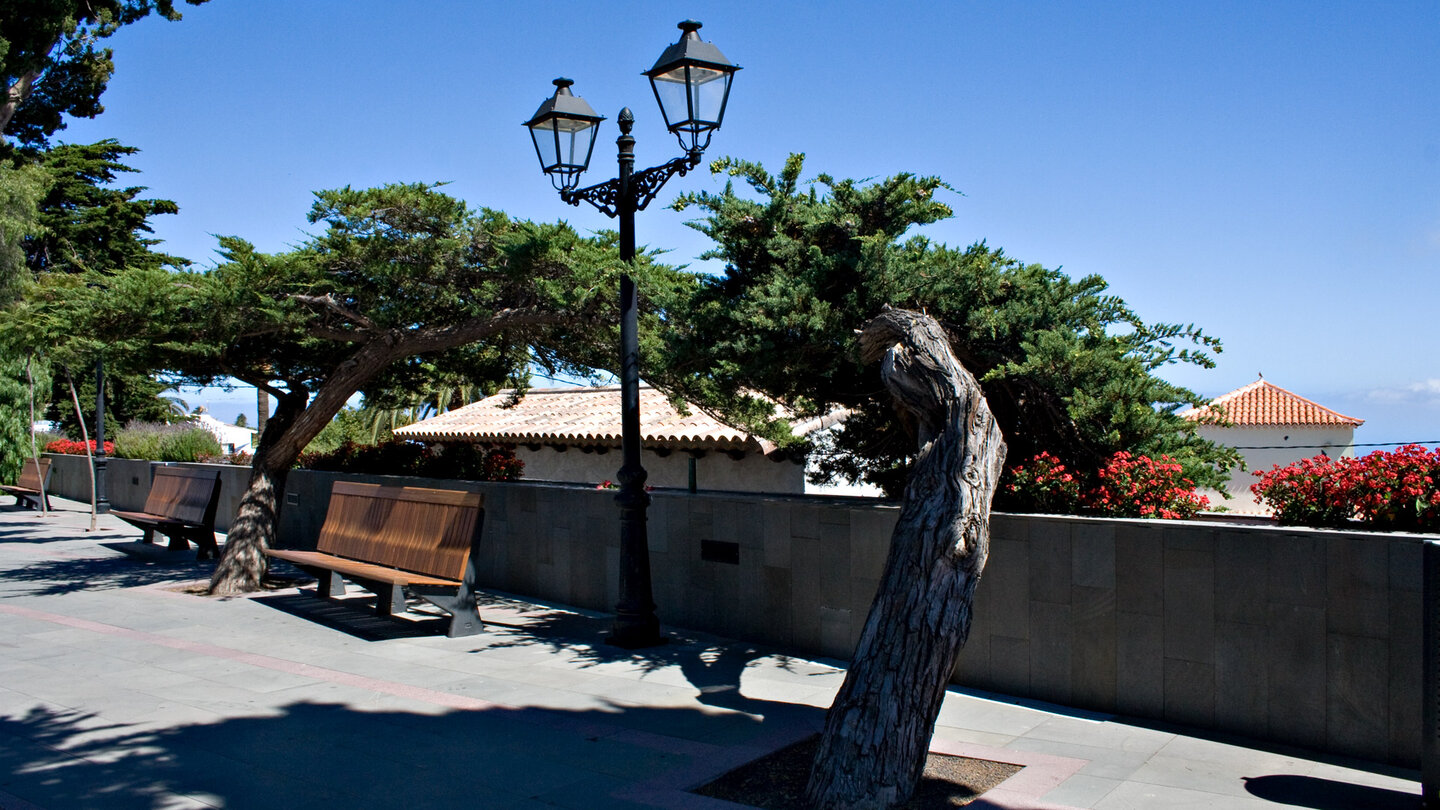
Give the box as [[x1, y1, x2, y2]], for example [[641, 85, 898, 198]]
[[75, 462, 1428, 767], [41, 454, 252, 533]]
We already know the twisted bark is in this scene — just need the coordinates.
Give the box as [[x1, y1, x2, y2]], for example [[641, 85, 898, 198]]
[[805, 307, 1006, 809]]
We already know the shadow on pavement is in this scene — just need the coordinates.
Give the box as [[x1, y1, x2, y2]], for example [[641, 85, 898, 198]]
[[0, 695, 793, 809], [1243, 774, 1420, 808], [0, 547, 213, 596]]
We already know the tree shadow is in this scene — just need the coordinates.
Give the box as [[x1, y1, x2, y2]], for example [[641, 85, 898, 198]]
[[0, 549, 215, 596], [1242, 774, 1420, 809], [0, 694, 802, 808], [460, 592, 838, 719]]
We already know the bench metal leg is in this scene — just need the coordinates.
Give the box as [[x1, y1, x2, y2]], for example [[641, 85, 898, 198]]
[[412, 585, 483, 638], [374, 583, 406, 617], [191, 530, 219, 561], [316, 569, 346, 598], [139, 527, 155, 545]]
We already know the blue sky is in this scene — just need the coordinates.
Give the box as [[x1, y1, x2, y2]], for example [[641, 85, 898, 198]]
[[57, 0, 1439, 446]]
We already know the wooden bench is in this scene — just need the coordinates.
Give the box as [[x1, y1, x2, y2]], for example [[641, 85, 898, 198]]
[[1, 457, 51, 510], [112, 466, 223, 560], [264, 482, 487, 638]]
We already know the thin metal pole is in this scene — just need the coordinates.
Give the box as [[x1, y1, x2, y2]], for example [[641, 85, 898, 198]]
[[608, 107, 661, 648], [94, 357, 109, 514]]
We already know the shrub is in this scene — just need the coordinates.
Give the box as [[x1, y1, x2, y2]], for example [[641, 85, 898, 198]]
[[111, 422, 222, 462], [297, 440, 523, 482], [995, 451, 1081, 514], [45, 438, 114, 455], [999, 450, 1208, 520], [1087, 452, 1209, 520], [1253, 445, 1440, 531]]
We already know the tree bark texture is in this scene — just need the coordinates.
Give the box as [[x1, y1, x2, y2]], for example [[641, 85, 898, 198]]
[[805, 307, 1007, 809], [207, 389, 307, 595]]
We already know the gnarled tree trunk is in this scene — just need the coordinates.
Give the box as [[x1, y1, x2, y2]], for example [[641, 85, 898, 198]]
[[208, 388, 308, 595], [805, 307, 1006, 809]]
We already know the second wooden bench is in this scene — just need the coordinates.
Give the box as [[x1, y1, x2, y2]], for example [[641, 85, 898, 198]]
[[112, 466, 223, 560], [264, 482, 487, 638], [1, 457, 51, 510]]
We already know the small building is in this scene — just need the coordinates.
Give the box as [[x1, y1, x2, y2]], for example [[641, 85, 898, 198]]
[[193, 413, 257, 455], [393, 386, 879, 496], [1180, 378, 1363, 515]]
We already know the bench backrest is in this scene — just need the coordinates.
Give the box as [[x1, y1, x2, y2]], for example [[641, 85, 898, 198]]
[[15, 457, 51, 490], [316, 482, 484, 581], [142, 466, 222, 527]]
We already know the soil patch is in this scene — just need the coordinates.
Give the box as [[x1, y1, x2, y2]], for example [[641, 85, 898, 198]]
[[167, 574, 309, 596], [693, 735, 1023, 808]]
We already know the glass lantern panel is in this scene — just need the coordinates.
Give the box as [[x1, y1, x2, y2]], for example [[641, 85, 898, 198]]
[[530, 118, 596, 172], [690, 69, 731, 125], [651, 68, 692, 129]]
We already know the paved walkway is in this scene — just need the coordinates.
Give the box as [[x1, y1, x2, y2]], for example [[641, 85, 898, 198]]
[[0, 497, 1422, 809]]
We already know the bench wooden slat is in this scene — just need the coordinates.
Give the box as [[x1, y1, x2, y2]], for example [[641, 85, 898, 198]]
[[2, 458, 51, 509], [142, 466, 221, 526], [265, 481, 486, 637], [114, 466, 222, 559], [316, 483, 481, 581], [265, 549, 460, 587]]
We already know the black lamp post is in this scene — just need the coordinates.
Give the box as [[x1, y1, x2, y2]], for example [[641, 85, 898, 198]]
[[525, 20, 739, 649]]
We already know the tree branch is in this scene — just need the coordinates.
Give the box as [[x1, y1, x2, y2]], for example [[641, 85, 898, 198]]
[[291, 293, 378, 331]]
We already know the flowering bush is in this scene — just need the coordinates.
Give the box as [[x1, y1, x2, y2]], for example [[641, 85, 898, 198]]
[[1087, 452, 1209, 520], [996, 451, 1081, 514], [1252, 445, 1440, 531], [298, 440, 523, 482], [44, 438, 114, 456], [999, 450, 1208, 520]]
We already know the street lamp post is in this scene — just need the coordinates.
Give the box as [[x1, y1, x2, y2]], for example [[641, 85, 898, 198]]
[[525, 20, 739, 649]]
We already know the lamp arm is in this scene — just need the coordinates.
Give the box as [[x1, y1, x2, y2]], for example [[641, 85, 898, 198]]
[[560, 153, 702, 218]]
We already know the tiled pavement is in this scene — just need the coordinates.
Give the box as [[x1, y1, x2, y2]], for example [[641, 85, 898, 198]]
[[0, 497, 1422, 809]]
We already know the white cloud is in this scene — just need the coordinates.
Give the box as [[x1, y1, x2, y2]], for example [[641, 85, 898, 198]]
[[1366, 379, 1440, 405]]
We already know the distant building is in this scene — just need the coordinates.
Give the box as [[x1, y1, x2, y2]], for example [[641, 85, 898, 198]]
[[1181, 378, 1363, 515], [193, 413, 257, 455], [393, 386, 881, 497]]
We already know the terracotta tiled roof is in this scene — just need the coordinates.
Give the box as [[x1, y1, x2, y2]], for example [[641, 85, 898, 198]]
[[393, 386, 816, 454], [1181, 379, 1363, 427]]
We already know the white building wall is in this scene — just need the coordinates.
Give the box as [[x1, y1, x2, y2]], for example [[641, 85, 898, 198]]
[[514, 445, 806, 493], [1197, 425, 1357, 515]]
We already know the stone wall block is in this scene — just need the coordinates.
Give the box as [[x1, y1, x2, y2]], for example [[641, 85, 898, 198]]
[[1267, 603, 1328, 749], [1070, 585, 1117, 710], [1214, 620, 1269, 738], [1029, 522, 1072, 605], [1116, 611, 1164, 716], [1163, 546, 1216, 664], [1326, 633, 1390, 761], [1115, 523, 1164, 616], [1214, 530, 1269, 625], [762, 502, 792, 568], [1072, 522, 1116, 589], [1029, 600, 1074, 704]]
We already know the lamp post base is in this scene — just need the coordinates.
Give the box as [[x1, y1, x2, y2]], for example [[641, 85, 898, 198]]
[[606, 614, 665, 650]]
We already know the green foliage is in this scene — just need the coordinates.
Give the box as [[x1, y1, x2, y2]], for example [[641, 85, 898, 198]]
[[0, 355, 29, 481], [298, 440, 523, 482], [25, 140, 184, 274], [44, 367, 177, 437], [655, 154, 1235, 496], [0, 0, 209, 149], [111, 420, 220, 461], [302, 407, 391, 456], [0, 159, 50, 302]]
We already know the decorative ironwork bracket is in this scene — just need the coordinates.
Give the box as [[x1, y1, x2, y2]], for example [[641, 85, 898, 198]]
[[560, 153, 701, 219]]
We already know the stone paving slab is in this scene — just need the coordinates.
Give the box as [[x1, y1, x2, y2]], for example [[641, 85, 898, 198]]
[[0, 497, 1424, 808]]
